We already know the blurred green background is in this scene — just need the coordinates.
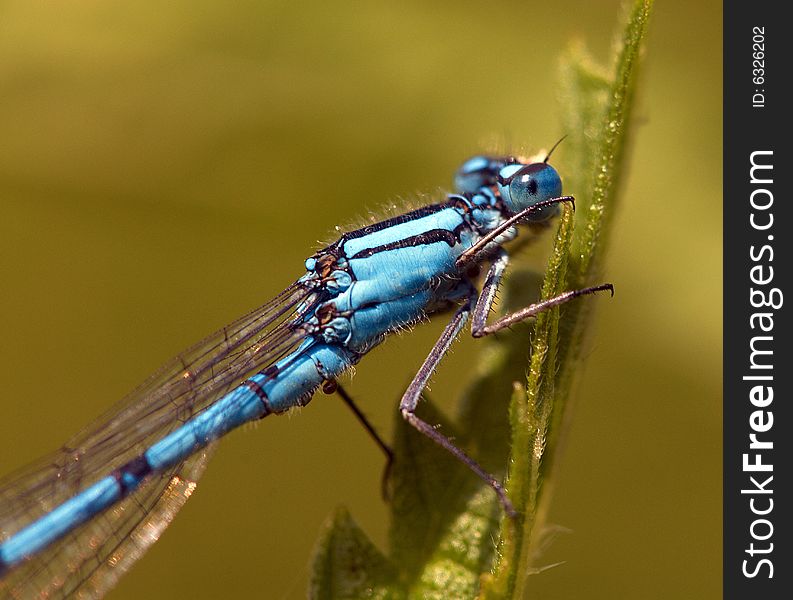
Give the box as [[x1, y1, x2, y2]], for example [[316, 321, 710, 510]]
[[0, 0, 721, 598]]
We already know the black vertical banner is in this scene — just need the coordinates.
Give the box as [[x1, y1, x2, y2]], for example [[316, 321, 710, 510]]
[[724, 2, 791, 598]]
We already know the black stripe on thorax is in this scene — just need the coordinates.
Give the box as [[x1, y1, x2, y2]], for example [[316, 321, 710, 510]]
[[350, 223, 468, 260], [334, 198, 467, 247]]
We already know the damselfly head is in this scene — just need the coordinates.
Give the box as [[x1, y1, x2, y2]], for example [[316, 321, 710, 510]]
[[496, 162, 562, 221]]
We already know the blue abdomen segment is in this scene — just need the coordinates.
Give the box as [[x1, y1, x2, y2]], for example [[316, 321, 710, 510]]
[[145, 382, 270, 471], [0, 340, 356, 571], [259, 342, 357, 412], [0, 377, 273, 568], [0, 476, 121, 566], [126, 342, 358, 473]]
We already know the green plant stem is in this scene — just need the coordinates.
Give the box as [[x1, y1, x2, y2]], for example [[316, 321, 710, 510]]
[[480, 2, 653, 598]]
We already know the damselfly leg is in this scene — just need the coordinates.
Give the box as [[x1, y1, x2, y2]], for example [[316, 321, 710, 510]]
[[399, 248, 612, 517]]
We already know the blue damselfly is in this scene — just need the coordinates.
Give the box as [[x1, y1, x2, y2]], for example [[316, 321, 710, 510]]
[[0, 150, 611, 597]]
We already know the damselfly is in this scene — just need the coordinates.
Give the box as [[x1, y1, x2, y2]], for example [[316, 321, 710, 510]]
[[0, 150, 611, 597]]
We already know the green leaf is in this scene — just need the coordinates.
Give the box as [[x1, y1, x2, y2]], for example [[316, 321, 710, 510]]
[[388, 401, 498, 589], [310, 1, 653, 598], [310, 506, 398, 600]]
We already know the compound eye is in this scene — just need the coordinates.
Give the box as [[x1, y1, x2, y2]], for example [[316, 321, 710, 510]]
[[497, 162, 563, 220]]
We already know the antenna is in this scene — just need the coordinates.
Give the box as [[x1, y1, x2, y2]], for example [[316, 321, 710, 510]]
[[543, 135, 568, 163]]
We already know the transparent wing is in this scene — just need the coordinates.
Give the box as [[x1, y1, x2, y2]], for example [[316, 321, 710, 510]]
[[3, 447, 216, 599], [0, 280, 319, 597]]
